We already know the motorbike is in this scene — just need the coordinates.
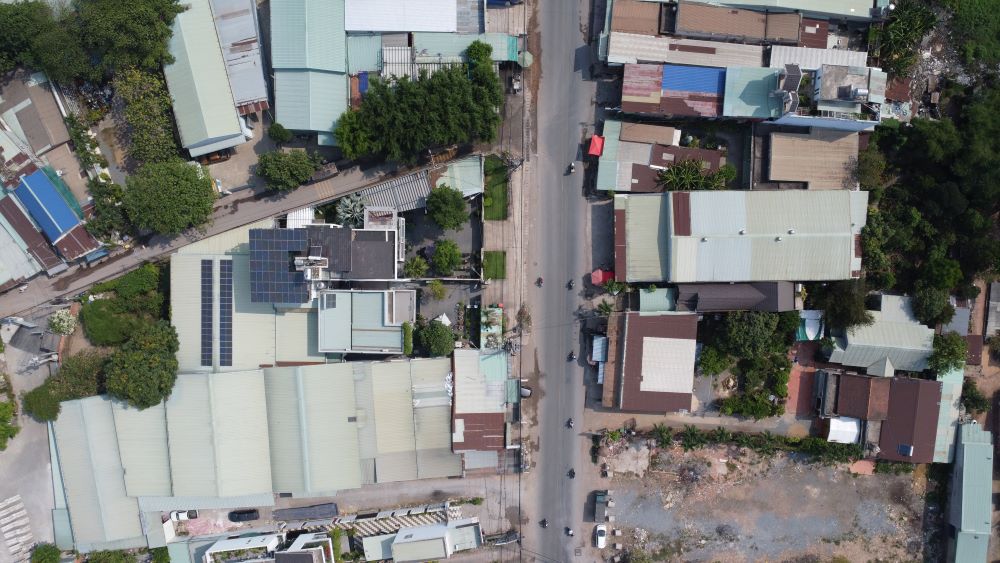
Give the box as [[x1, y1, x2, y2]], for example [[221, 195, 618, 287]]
[[540, 519, 548, 528], [567, 279, 575, 289], [568, 468, 575, 479], [567, 418, 574, 428], [566, 528, 574, 537], [567, 162, 576, 175], [568, 351, 577, 362]]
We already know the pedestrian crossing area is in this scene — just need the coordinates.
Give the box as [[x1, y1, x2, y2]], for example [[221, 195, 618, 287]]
[[325, 510, 450, 537], [0, 496, 34, 562]]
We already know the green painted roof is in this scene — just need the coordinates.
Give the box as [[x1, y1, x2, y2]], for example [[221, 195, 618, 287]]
[[722, 66, 782, 119], [412, 33, 519, 62], [271, 0, 346, 72], [274, 69, 348, 134], [436, 155, 484, 197], [934, 367, 963, 463], [950, 424, 993, 562], [639, 287, 677, 312], [347, 33, 383, 73], [596, 119, 621, 191]]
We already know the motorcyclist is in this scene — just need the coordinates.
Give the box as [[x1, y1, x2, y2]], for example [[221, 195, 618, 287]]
[[568, 468, 575, 478], [540, 519, 548, 528], [568, 279, 575, 289], [567, 418, 574, 428]]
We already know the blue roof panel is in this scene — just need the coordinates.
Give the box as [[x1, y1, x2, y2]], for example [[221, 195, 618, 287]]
[[662, 65, 726, 95], [12, 170, 81, 242]]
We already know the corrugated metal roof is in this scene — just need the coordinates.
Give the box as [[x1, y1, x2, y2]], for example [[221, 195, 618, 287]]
[[164, 0, 245, 156], [53, 397, 145, 551], [210, 0, 269, 108], [347, 33, 383, 73], [639, 287, 677, 312], [934, 367, 962, 463], [608, 32, 763, 67], [412, 32, 519, 62], [662, 64, 726, 94], [0, 210, 41, 287], [372, 361, 418, 455], [619, 194, 671, 282], [13, 170, 80, 241], [275, 70, 348, 134], [434, 155, 484, 196], [354, 170, 432, 212], [456, 0, 483, 33], [768, 45, 867, 71], [111, 402, 172, 497], [596, 119, 622, 191], [768, 129, 859, 189], [722, 66, 782, 118], [453, 349, 505, 414], [949, 423, 993, 562], [704, 0, 874, 20], [271, 0, 346, 72], [275, 309, 326, 362], [611, 0, 661, 35], [345, 0, 458, 32]]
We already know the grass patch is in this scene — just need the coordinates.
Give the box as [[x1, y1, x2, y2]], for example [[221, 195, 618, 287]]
[[484, 155, 509, 220], [482, 251, 506, 279]]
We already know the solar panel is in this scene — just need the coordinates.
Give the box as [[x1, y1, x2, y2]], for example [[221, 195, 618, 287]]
[[219, 260, 233, 367], [248, 228, 310, 304], [200, 260, 213, 367]]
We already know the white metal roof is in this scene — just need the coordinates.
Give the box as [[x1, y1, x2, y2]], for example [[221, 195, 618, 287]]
[[111, 402, 172, 497], [639, 336, 696, 393], [164, 0, 245, 156], [828, 417, 861, 444], [768, 46, 868, 71], [210, 0, 269, 107], [345, 0, 458, 32], [607, 32, 764, 66]]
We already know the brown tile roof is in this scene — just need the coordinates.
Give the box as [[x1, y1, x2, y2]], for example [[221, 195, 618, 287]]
[[671, 191, 691, 236], [675, 282, 795, 312], [0, 195, 62, 270], [798, 18, 829, 48], [619, 312, 698, 413], [650, 145, 726, 172], [53, 223, 100, 261], [674, 2, 799, 43], [628, 163, 660, 192], [836, 373, 890, 421], [453, 412, 506, 451], [965, 335, 983, 366], [619, 123, 679, 145], [611, 0, 661, 35], [614, 208, 627, 282], [877, 377, 942, 463]]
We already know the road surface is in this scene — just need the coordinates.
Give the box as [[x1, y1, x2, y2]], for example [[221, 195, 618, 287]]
[[525, 1, 597, 561], [0, 164, 395, 319]]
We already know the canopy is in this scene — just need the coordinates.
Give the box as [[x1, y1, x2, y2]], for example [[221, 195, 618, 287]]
[[588, 135, 605, 157], [436, 313, 452, 327], [591, 269, 614, 285]]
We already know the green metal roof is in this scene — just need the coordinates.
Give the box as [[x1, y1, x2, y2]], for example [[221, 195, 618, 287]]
[[934, 367, 963, 463], [435, 155, 484, 197], [639, 287, 677, 312], [710, 0, 873, 20], [950, 424, 993, 562], [347, 33, 383, 73], [412, 32, 519, 62], [596, 119, 621, 191], [164, 0, 244, 156], [275, 69, 348, 134], [722, 66, 782, 119], [270, 0, 346, 72]]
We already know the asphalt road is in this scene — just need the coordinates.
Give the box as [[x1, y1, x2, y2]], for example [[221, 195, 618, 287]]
[[529, 2, 597, 561]]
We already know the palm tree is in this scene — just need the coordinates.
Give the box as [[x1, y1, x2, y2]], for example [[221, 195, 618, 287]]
[[335, 193, 367, 228]]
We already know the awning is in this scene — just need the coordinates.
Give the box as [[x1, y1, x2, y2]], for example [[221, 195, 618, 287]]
[[827, 417, 861, 444], [588, 135, 605, 157], [591, 268, 614, 285]]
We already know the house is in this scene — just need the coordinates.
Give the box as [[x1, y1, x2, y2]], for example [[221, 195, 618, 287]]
[[164, 0, 247, 157], [692, 0, 875, 22], [0, 203, 43, 293], [51, 359, 464, 553], [362, 518, 483, 562], [451, 349, 515, 470], [316, 289, 416, 354], [947, 424, 993, 562], [767, 129, 860, 189], [768, 46, 868, 72], [11, 169, 100, 261], [675, 282, 795, 312], [721, 66, 787, 119], [203, 534, 284, 562], [877, 376, 943, 463], [985, 282, 1000, 339], [828, 295, 935, 377], [0, 193, 64, 274], [622, 64, 726, 117], [271, 0, 348, 145], [210, 0, 270, 116], [606, 33, 765, 67], [773, 63, 888, 132], [612, 312, 698, 413], [613, 190, 868, 283], [672, 1, 801, 44], [345, 0, 459, 32], [595, 120, 690, 192]]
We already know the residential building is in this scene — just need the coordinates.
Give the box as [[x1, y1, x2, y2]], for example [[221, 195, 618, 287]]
[[721, 66, 787, 119], [164, 0, 247, 157], [0, 205, 42, 293], [612, 312, 698, 413], [271, 0, 348, 145], [675, 282, 796, 312], [316, 289, 416, 354], [210, 0, 270, 116], [594, 119, 725, 193], [935, 367, 964, 464], [345, 0, 459, 32], [362, 518, 483, 562], [0, 192, 64, 274], [672, 1, 801, 44], [768, 45, 868, 71], [605, 33, 765, 67], [877, 376, 942, 463], [947, 424, 993, 563], [985, 282, 1000, 339], [451, 349, 515, 470], [690, 0, 875, 21], [767, 129, 860, 189], [622, 64, 726, 117], [774, 63, 888, 132], [204, 534, 284, 562], [613, 190, 868, 283], [828, 295, 934, 377], [10, 169, 100, 261]]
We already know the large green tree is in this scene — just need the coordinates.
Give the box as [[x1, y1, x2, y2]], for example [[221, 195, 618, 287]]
[[928, 332, 968, 375], [0, 2, 90, 83], [812, 279, 873, 331], [256, 150, 321, 191], [125, 161, 215, 235], [426, 185, 468, 230], [723, 312, 780, 359], [78, 0, 185, 75], [432, 239, 462, 276], [417, 320, 455, 357], [911, 283, 955, 327], [105, 321, 179, 409]]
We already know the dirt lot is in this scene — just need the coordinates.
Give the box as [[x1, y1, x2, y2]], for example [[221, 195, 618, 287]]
[[603, 444, 936, 562]]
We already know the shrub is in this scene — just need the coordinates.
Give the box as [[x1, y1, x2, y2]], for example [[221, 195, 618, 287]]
[[113, 68, 178, 165], [93, 263, 160, 299], [402, 322, 414, 356], [417, 320, 454, 357], [80, 299, 147, 346], [256, 150, 321, 191], [961, 378, 990, 414], [47, 309, 77, 335], [22, 386, 60, 422], [426, 280, 447, 301], [651, 423, 673, 447], [31, 543, 61, 563], [698, 345, 730, 376], [150, 548, 170, 563], [0, 401, 19, 450], [268, 122, 293, 144], [432, 240, 462, 276], [403, 256, 429, 278], [426, 185, 468, 231]]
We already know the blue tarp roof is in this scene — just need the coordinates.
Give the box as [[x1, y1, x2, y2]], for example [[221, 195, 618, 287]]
[[12, 170, 80, 242], [662, 65, 726, 94]]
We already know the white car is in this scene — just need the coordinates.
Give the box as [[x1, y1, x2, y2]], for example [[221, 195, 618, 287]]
[[170, 510, 198, 521], [594, 524, 608, 549]]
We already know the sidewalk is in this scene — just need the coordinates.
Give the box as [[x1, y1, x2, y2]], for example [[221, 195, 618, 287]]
[[0, 164, 398, 318]]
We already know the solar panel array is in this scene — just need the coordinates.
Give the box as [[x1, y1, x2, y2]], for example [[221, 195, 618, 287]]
[[248, 228, 310, 304], [200, 260, 213, 367], [219, 260, 233, 367]]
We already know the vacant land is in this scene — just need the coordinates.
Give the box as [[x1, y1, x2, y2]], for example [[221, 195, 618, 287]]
[[605, 444, 935, 562], [483, 250, 506, 279], [484, 156, 509, 220]]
